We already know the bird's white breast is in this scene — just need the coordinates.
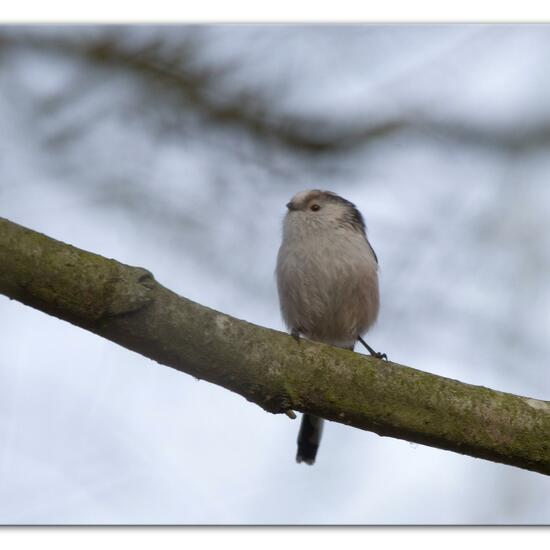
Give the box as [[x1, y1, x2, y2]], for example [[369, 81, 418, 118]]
[[276, 219, 379, 348]]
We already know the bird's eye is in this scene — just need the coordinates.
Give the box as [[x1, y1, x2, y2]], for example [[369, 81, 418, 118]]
[[310, 204, 321, 212]]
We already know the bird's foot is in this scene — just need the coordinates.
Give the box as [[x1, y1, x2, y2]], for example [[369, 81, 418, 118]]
[[357, 336, 388, 361]]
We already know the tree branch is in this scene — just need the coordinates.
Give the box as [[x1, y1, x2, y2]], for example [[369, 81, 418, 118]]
[[1, 216, 550, 475], [3, 31, 550, 155]]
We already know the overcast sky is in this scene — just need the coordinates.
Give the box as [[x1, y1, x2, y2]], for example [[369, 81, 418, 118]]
[[1, 24, 550, 524]]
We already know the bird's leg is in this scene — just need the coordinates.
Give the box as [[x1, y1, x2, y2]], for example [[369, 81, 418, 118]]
[[358, 336, 387, 360]]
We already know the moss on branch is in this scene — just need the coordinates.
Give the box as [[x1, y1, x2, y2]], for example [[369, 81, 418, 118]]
[[1, 216, 550, 475]]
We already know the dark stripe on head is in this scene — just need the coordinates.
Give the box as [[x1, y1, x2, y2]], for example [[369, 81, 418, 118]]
[[323, 191, 378, 263], [323, 191, 366, 235]]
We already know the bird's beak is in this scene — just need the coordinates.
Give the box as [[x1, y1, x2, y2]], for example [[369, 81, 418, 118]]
[[286, 202, 297, 211]]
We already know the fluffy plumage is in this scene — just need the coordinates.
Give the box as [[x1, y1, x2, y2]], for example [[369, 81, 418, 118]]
[[276, 189, 380, 465]]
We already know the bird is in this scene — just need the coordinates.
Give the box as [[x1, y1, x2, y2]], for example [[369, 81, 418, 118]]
[[276, 189, 383, 465]]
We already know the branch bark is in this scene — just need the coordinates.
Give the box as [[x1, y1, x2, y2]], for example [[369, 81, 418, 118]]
[[1, 216, 550, 475]]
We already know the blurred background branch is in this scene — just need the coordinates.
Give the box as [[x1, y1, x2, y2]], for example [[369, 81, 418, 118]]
[[3, 27, 550, 157]]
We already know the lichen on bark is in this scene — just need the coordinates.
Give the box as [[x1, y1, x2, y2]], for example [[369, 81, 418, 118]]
[[2, 215, 550, 476]]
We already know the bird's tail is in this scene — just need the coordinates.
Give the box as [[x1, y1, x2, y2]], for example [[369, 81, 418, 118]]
[[296, 414, 324, 465]]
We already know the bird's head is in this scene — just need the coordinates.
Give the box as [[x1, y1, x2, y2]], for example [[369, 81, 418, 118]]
[[284, 189, 366, 235]]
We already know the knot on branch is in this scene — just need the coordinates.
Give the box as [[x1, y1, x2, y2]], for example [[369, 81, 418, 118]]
[[103, 267, 156, 318], [257, 392, 296, 417]]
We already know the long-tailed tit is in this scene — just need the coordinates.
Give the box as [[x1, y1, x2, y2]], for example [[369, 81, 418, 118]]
[[276, 190, 384, 465]]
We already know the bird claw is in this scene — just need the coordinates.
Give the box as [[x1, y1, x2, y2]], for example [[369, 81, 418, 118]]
[[357, 336, 388, 361]]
